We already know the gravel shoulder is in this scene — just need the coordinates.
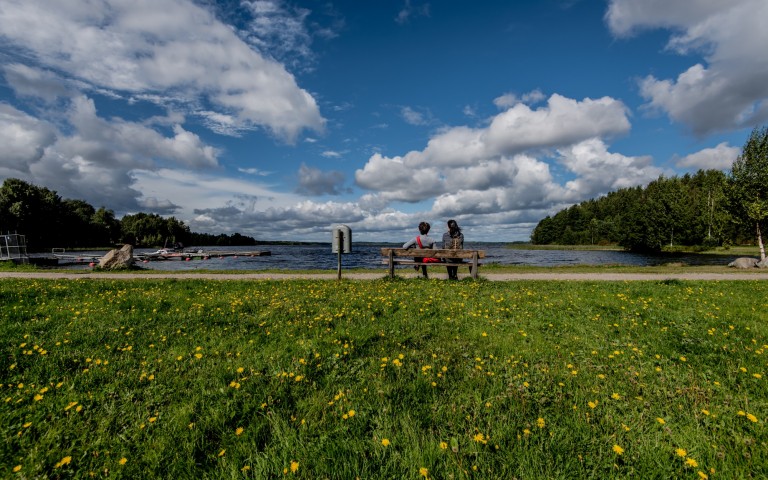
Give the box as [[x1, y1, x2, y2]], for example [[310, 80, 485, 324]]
[[3, 271, 768, 281]]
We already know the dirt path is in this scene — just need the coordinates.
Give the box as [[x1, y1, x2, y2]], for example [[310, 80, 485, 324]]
[[2, 271, 768, 281]]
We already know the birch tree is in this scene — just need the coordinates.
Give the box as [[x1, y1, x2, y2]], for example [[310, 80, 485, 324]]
[[729, 126, 768, 260]]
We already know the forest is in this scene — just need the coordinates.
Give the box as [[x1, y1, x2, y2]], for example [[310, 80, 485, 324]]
[[533, 126, 768, 253], [0, 178, 256, 251]]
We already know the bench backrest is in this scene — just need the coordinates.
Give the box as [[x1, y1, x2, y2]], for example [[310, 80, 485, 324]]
[[381, 248, 485, 259]]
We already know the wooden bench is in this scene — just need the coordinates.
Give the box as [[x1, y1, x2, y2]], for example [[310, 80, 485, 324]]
[[381, 248, 485, 279]]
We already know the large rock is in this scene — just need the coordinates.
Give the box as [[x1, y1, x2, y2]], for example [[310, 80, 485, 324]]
[[727, 257, 758, 269], [99, 244, 135, 269]]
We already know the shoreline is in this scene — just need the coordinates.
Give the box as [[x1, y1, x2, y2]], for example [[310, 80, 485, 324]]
[[3, 271, 768, 281]]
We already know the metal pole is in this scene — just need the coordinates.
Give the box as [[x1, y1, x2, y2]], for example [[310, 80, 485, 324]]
[[337, 231, 343, 280]]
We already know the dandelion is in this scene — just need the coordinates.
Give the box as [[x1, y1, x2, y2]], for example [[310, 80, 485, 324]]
[[537, 417, 546, 428], [523, 428, 531, 437], [54, 456, 72, 468], [746, 413, 758, 423], [148, 417, 157, 423], [119, 458, 127, 465], [381, 438, 390, 446], [675, 448, 687, 457], [611, 393, 621, 400], [698, 471, 708, 479], [290, 461, 299, 473], [419, 467, 428, 478], [612, 445, 624, 455], [701, 410, 710, 416], [294, 375, 303, 382], [685, 458, 699, 468], [235, 427, 244, 436], [218, 449, 226, 457], [439, 441, 448, 450], [656, 417, 666, 425], [13, 465, 21, 472], [347, 409, 355, 418], [241, 465, 251, 472], [588, 400, 598, 409], [194, 353, 203, 359], [473, 432, 486, 443], [236, 367, 244, 373], [753, 373, 762, 379]]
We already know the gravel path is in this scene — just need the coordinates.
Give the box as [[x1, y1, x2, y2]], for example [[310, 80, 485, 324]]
[[2, 271, 768, 281]]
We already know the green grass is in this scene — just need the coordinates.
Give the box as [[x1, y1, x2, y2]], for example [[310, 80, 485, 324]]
[[1, 278, 766, 479]]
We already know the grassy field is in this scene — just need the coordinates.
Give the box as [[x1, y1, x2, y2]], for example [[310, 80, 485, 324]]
[[1, 278, 766, 479]]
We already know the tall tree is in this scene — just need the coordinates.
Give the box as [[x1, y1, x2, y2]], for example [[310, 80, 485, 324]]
[[729, 126, 768, 260]]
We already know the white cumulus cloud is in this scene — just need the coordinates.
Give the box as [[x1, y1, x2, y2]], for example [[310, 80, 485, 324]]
[[606, 0, 768, 134]]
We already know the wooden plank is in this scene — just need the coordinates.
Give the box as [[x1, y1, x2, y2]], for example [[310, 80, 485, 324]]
[[380, 248, 485, 259]]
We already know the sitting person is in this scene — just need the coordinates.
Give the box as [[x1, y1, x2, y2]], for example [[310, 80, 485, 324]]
[[442, 219, 464, 280], [403, 221, 438, 278]]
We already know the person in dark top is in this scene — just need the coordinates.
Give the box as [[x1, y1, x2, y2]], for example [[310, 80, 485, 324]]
[[403, 221, 437, 278], [442, 219, 464, 280]]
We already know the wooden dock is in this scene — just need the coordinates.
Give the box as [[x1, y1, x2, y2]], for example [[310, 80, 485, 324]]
[[134, 250, 271, 262]]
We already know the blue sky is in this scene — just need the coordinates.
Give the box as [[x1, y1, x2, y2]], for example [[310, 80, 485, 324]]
[[1, 0, 767, 242]]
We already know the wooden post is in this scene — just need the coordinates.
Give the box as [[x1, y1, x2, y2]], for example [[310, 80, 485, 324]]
[[472, 251, 478, 279], [388, 250, 395, 278]]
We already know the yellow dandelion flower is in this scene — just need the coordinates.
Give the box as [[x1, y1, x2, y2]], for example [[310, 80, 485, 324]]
[[290, 461, 299, 473], [746, 413, 758, 423], [148, 417, 157, 423], [473, 432, 485, 443], [676, 448, 687, 457], [523, 428, 531, 436], [439, 441, 448, 450], [381, 438, 390, 446], [54, 456, 72, 468], [419, 467, 429, 478], [194, 353, 203, 359], [348, 409, 355, 417], [236, 367, 244, 373], [611, 393, 621, 400], [13, 465, 21, 472], [656, 417, 666, 425], [701, 409, 710, 416], [33, 394, 43, 401], [698, 471, 708, 479], [737, 410, 746, 416], [537, 417, 546, 428], [588, 401, 598, 409], [753, 373, 762, 379], [612, 445, 624, 455], [218, 449, 226, 457], [241, 465, 251, 472], [685, 458, 699, 468], [119, 458, 127, 465], [235, 427, 244, 436], [294, 375, 303, 382]]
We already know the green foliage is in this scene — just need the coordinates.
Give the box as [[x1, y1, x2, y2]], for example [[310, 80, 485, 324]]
[[0, 178, 256, 250], [728, 125, 768, 257], [1, 279, 766, 478], [532, 170, 739, 252]]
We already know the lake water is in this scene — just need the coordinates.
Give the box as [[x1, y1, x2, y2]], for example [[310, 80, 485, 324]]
[[67, 243, 743, 271]]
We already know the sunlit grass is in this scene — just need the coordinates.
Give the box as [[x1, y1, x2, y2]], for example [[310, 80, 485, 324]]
[[1, 279, 766, 478]]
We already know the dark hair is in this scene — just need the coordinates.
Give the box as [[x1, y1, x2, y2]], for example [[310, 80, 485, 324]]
[[418, 221, 431, 235], [447, 219, 461, 237]]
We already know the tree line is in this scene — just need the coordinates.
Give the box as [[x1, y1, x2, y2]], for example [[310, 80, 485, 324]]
[[532, 126, 768, 255], [0, 178, 256, 251]]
